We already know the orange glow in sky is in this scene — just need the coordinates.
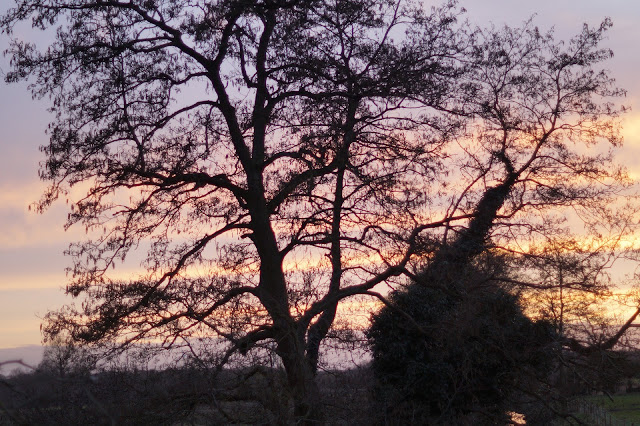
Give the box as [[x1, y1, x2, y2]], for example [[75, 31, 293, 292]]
[[2, 0, 640, 350]]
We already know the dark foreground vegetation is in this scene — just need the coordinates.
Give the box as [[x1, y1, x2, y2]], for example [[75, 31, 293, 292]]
[[0, 359, 374, 425], [3, 338, 640, 425]]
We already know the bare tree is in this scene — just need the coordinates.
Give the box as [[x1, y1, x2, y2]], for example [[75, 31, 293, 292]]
[[2, 0, 635, 422], [38, 333, 96, 378], [418, 18, 640, 347], [367, 17, 640, 424], [1, 0, 472, 421]]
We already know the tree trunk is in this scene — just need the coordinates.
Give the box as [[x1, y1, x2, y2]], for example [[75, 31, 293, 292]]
[[276, 325, 323, 424], [439, 174, 517, 265], [421, 174, 518, 292], [251, 213, 323, 423]]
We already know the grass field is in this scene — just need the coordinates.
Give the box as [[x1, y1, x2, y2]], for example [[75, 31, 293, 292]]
[[587, 393, 640, 423]]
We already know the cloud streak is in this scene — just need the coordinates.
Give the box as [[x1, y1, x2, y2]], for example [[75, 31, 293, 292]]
[[1, 0, 640, 348]]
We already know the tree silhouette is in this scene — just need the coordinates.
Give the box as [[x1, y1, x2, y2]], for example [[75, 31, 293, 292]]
[[367, 14, 640, 425], [2, 1, 471, 421], [1, 0, 636, 422]]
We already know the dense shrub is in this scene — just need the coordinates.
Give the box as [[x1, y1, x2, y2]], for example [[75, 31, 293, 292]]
[[367, 263, 556, 424]]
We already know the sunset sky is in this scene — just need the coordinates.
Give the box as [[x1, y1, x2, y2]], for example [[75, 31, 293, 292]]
[[1, 0, 640, 350]]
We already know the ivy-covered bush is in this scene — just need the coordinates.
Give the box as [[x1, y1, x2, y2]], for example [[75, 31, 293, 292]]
[[367, 262, 555, 424]]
